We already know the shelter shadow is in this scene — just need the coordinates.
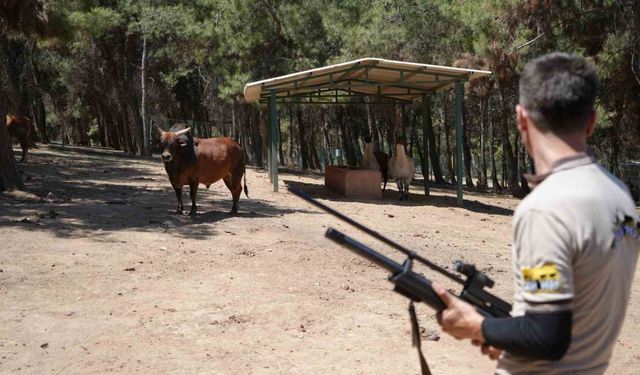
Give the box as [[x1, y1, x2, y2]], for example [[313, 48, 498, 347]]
[[283, 179, 514, 217]]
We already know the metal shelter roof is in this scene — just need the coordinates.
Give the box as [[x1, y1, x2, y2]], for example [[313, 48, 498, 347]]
[[243, 57, 491, 104]]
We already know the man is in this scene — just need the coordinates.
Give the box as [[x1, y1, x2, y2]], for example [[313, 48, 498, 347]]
[[433, 52, 639, 374]]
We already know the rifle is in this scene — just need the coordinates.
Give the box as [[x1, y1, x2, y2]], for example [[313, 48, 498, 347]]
[[289, 187, 511, 374]]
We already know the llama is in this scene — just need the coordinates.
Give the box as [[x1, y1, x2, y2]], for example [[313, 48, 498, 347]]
[[361, 136, 380, 171], [389, 137, 415, 200], [361, 136, 389, 192]]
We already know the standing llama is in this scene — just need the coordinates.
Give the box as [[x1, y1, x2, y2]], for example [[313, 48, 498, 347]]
[[361, 135, 389, 192], [389, 136, 415, 200]]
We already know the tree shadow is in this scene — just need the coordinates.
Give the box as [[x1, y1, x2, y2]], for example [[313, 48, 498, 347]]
[[0, 146, 316, 241], [283, 179, 514, 217]]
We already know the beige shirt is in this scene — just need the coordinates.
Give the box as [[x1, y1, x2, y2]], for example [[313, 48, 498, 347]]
[[496, 154, 639, 375]]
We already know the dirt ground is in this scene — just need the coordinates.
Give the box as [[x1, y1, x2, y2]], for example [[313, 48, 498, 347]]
[[1, 145, 638, 375]]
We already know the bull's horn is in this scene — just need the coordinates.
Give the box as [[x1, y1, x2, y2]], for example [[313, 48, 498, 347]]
[[174, 127, 191, 136], [157, 126, 165, 135]]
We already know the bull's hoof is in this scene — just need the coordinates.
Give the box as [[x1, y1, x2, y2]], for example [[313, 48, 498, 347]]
[[228, 207, 238, 215], [175, 209, 183, 215], [188, 209, 197, 216]]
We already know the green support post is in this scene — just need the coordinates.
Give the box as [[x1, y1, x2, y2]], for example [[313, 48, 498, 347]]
[[422, 95, 430, 197], [269, 90, 278, 192], [454, 81, 463, 206]]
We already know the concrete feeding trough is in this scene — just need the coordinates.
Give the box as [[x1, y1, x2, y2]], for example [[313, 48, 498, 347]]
[[325, 166, 381, 199]]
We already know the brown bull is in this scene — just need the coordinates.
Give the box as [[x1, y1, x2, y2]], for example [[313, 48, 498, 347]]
[[158, 124, 248, 215], [6, 115, 35, 162]]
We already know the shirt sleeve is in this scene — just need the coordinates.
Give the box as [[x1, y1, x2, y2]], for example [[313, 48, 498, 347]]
[[514, 209, 574, 312]]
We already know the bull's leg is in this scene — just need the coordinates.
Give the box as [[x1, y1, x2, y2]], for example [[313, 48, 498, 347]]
[[223, 174, 242, 214], [188, 182, 198, 215], [381, 169, 388, 192], [396, 180, 403, 201], [19, 140, 28, 163], [174, 186, 184, 214]]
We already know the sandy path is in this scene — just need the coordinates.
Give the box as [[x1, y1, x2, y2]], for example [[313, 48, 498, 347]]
[[0, 145, 638, 374]]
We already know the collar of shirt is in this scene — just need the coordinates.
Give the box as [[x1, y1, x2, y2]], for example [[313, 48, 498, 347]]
[[524, 153, 594, 188]]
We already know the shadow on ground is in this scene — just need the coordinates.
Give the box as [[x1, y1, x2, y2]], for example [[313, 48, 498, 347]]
[[283, 179, 514, 217], [0, 146, 313, 240]]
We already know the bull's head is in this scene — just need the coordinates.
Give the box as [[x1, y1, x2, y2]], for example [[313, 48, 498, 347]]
[[157, 126, 193, 163]]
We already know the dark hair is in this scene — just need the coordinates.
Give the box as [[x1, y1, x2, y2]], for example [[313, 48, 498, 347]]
[[519, 52, 598, 134]]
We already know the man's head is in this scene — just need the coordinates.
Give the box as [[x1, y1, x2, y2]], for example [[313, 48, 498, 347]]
[[517, 53, 598, 154]]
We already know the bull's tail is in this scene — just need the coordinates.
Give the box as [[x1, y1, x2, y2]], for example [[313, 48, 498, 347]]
[[242, 153, 249, 198], [243, 171, 249, 198]]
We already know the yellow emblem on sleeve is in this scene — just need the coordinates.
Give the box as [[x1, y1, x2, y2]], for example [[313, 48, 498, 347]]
[[521, 263, 562, 293]]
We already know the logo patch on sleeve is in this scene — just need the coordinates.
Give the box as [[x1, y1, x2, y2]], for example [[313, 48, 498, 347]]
[[521, 263, 561, 293]]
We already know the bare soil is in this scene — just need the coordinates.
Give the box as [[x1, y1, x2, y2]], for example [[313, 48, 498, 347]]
[[1, 145, 638, 375]]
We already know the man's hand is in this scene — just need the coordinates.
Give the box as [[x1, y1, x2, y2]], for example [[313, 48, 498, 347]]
[[433, 282, 485, 342], [472, 339, 503, 360]]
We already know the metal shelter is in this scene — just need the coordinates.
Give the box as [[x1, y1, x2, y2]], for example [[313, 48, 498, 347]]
[[243, 57, 491, 206]]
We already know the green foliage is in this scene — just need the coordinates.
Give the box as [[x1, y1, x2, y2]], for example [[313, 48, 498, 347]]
[[1, 0, 639, 175]]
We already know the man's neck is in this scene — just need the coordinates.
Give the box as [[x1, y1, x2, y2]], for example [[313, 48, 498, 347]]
[[532, 133, 588, 175]]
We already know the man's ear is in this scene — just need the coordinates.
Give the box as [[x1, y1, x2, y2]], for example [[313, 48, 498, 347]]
[[586, 110, 596, 137], [516, 104, 528, 133]]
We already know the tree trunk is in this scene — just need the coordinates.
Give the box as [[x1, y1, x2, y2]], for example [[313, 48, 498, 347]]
[[140, 33, 150, 156], [501, 149, 507, 189], [277, 114, 284, 165], [478, 97, 488, 190], [297, 107, 309, 169], [416, 126, 428, 184], [338, 107, 350, 166], [308, 132, 321, 169], [423, 97, 445, 184], [497, 83, 520, 195], [288, 106, 294, 162], [231, 101, 238, 141], [34, 95, 47, 143], [0, 105, 24, 191], [409, 113, 417, 158], [255, 107, 265, 167], [366, 98, 375, 141], [26, 42, 48, 144], [443, 102, 456, 185], [489, 115, 501, 192], [322, 112, 333, 166], [462, 97, 474, 189]]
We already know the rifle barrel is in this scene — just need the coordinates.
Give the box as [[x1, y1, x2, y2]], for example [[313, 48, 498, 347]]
[[326, 228, 403, 273], [289, 187, 463, 284]]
